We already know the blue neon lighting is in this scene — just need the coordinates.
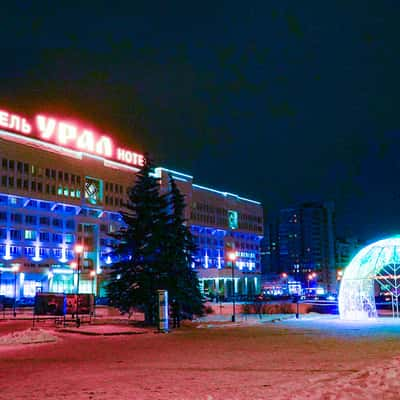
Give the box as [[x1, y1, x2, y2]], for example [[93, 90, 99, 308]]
[[192, 184, 261, 205], [156, 167, 193, 180]]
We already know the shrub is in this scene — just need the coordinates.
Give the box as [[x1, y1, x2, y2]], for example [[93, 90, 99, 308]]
[[204, 305, 214, 314]]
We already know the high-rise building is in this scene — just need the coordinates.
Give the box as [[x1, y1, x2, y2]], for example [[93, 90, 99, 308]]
[[278, 201, 336, 292], [0, 106, 263, 300]]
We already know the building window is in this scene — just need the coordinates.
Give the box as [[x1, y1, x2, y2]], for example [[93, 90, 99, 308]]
[[11, 213, 22, 223], [65, 233, 74, 244], [66, 220, 75, 230], [24, 230, 37, 240], [39, 232, 50, 242], [24, 247, 35, 256], [52, 218, 62, 228], [25, 215, 37, 225], [10, 230, 22, 240], [10, 246, 21, 255], [52, 233, 63, 243]]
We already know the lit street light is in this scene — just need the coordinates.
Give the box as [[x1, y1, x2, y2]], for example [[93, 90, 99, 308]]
[[74, 244, 84, 327], [90, 270, 96, 317], [90, 270, 96, 295], [228, 251, 237, 322], [11, 264, 19, 317]]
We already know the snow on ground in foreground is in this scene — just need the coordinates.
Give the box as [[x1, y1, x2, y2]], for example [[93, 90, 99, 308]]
[[285, 355, 400, 400], [0, 328, 57, 345], [3, 316, 400, 399], [198, 315, 400, 399]]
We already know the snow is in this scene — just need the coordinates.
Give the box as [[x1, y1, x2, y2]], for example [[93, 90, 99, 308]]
[[2, 315, 400, 399], [0, 328, 57, 345]]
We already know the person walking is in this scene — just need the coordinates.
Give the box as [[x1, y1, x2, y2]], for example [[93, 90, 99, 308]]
[[255, 295, 263, 320]]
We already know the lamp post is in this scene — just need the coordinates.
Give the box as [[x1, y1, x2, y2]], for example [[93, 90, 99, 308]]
[[228, 251, 237, 322], [281, 272, 288, 295], [74, 244, 84, 327], [90, 270, 96, 295], [11, 264, 19, 317], [307, 273, 317, 292], [90, 270, 96, 317], [294, 264, 300, 319]]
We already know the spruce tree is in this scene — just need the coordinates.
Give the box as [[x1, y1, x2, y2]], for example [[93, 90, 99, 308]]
[[165, 176, 204, 316], [107, 155, 169, 324]]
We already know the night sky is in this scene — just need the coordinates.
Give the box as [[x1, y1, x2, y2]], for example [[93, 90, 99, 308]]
[[1, 2, 399, 241]]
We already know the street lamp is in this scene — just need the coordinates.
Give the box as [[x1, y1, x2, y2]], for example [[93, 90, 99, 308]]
[[307, 274, 312, 290], [74, 244, 84, 327], [228, 251, 237, 322], [307, 273, 317, 290], [11, 264, 19, 317], [90, 270, 96, 295], [281, 272, 288, 294], [90, 270, 96, 317]]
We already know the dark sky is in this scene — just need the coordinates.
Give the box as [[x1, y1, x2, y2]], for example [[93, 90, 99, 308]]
[[1, 2, 400, 241]]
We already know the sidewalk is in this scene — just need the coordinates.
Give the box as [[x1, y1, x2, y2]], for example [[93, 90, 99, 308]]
[[59, 324, 149, 336]]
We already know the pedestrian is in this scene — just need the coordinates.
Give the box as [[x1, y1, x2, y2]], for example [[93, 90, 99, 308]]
[[171, 299, 181, 328], [255, 295, 263, 320]]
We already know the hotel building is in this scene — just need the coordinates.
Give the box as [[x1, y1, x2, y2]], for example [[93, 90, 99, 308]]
[[0, 107, 263, 300]]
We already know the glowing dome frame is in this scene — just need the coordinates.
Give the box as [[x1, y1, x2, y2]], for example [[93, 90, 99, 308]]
[[339, 237, 400, 320]]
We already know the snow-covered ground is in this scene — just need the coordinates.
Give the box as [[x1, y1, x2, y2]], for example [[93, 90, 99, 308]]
[[2, 315, 400, 399], [0, 328, 57, 345]]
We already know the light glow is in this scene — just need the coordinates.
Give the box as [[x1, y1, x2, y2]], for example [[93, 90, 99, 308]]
[[339, 237, 400, 320], [1, 108, 144, 168]]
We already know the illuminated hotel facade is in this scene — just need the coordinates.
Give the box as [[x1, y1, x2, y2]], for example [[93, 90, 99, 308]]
[[0, 108, 263, 300]]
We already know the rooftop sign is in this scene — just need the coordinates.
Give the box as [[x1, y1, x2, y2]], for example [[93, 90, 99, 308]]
[[0, 108, 144, 168]]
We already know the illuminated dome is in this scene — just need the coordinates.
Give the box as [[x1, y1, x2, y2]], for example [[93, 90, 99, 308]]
[[339, 237, 400, 320]]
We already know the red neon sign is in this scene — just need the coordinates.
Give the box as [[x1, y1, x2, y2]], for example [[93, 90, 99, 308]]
[[0, 108, 144, 168]]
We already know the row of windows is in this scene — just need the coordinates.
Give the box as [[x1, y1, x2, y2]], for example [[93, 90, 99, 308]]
[[1, 159, 128, 207], [190, 212, 262, 233], [0, 213, 76, 229], [0, 229, 74, 243], [1, 177, 126, 209], [1, 158, 82, 184], [191, 235, 259, 251], [192, 202, 262, 224], [1, 175, 83, 199], [105, 182, 124, 194], [105, 196, 124, 207], [0, 245, 74, 258]]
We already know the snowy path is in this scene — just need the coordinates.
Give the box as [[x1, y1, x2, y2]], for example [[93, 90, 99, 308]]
[[1, 316, 400, 399]]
